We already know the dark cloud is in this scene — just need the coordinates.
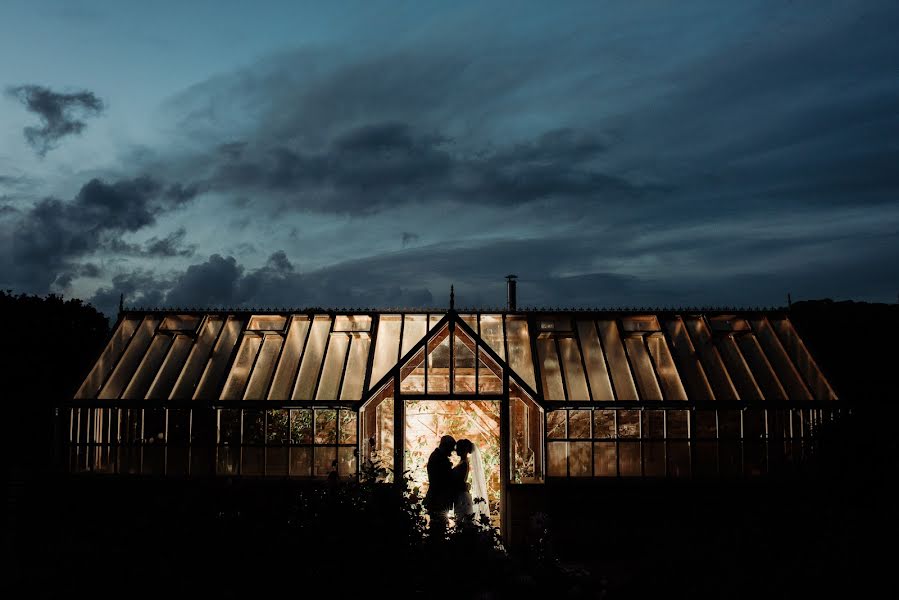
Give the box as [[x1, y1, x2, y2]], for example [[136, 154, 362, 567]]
[[0, 176, 198, 292], [5, 85, 105, 156], [401, 232, 419, 247]]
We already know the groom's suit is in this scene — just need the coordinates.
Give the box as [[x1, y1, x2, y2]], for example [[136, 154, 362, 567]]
[[424, 447, 453, 514]]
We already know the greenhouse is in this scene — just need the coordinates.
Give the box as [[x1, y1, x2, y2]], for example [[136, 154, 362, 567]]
[[64, 303, 839, 531]]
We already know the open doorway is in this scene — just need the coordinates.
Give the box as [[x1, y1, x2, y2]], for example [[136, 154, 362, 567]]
[[404, 399, 501, 527]]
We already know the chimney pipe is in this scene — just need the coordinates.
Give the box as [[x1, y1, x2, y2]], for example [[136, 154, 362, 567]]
[[506, 274, 518, 311]]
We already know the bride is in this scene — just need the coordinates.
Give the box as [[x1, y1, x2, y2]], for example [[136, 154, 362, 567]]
[[451, 439, 490, 524]]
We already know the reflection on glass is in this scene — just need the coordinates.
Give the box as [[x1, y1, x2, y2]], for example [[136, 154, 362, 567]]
[[594, 442, 616, 476], [290, 447, 312, 477], [684, 317, 739, 400], [537, 336, 565, 400], [338, 446, 357, 477], [314, 446, 338, 477], [547, 410, 566, 439], [75, 317, 140, 399], [453, 332, 477, 393], [316, 334, 350, 400], [644, 441, 666, 477], [194, 316, 244, 400], [570, 442, 591, 477], [715, 335, 764, 401], [244, 334, 283, 400], [122, 333, 173, 399], [770, 318, 836, 401], [750, 318, 812, 401], [576, 321, 614, 401], [146, 334, 193, 399], [333, 315, 372, 332], [340, 334, 371, 400], [267, 316, 310, 400], [559, 337, 590, 400], [623, 336, 662, 401], [99, 316, 161, 399], [593, 410, 615, 438], [401, 315, 427, 357], [618, 410, 640, 438], [505, 316, 536, 391], [217, 409, 241, 445], [666, 410, 689, 438], [569, 410, 591, 438], [547, 442, 567, 477], [645, 333, 688, 400], [243, 410, 265, 445], [735, 334, 787, 400], [479, 315, 505, 361], [694, 411, 716, 439], [293, 316, 331, 400], [220, 334, 262, 400], [459, 314, 478, 336], [664, 318, 714, 400], [370, 315, 401, 386], [314, 409, 337, 444], [160, 315, 202, 332], [619, 442, 641, 476], [641, 410, 665, 439], [247, 315, 287, 331], [597, 321, 638, 400]]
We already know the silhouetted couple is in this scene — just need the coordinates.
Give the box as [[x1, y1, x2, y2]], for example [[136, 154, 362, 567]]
[[424, 435, 490, 537]]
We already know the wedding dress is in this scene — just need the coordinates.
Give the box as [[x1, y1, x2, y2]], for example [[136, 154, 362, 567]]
[[452, 445, 490, 522]]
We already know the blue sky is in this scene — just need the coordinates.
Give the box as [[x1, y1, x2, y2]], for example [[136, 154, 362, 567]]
[[1, 1, 897, 318]]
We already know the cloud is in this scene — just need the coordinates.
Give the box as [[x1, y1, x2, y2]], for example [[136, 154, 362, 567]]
[[0, 176, 199, 292], [5, 85, 105, 156]]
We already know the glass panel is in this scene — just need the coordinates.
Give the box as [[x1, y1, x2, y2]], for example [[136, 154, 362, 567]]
[[666, 410, 689, 438], [641, 410, 665, 439], [122, 334, 173, 399], [617, 410, 640, 438], [370, 315, 401, 386], [316, 334, 350, 400], [244, 334, 282, 400], [426, 330, 450, 394], [400, 348, 425, 393], [547, 442, 568, 476], [146, 334, 193, 399], [623, 336, 662, 401], [594, 442, 617, 476], [478, 347, 503, 394], [619, 442, 641, 476], [268, 316, 310, 400], [479, 315, 505, 361], [314, 446, 338, 477], [340, 334, 371, 400], [314, 409, 337, 444], [750, 318, 813, 401], [247, 315, 287, 331], [716, 335, 764, 401], [338, 446, 357, 477], [75, 317, 140, 399], [537, 336, 565, 400], [646, 333, 688, 400], [339, 410, 357, 444], [510, 395, 540, 483], [159, 315, 202, 331], [453, 332, 477, 393], [597, 320, 638, 400], [718, 410, 741, 439], [668, 441, 690, 478], [289, 447, 312, 477], [219, 334, 262, 400], [546, 410, 566, 439], [505, 316, 536, 391], [217, 409, 241, 445], [266, 447, 289, 476], [593, 409, 615, 438], [266, 409, 290, 444], [684, 317, 740, 400], [401, 314, 427, 357], [664, 317, 714, 400], [290, 409, 313, 444], [243, 410, 265, 444], [194, 316, 244, 400], [99, 316, 161, 399], [429, 314, 443, 329], [576, 321, 614, 401], [333, 315, 372, 332], [460, 314, 478, 335], [621, 316, 661, 332], [569, 410, 591, 438], [292, 316, 331, 400], [695, 411, 717, 438], [242, 447, 264, 475], [644, 441, 666, 476], [735, 334, 788, 400], [570, 442, 591, 477], [771, 318, 837, 400], [559, 337, 589, 400]]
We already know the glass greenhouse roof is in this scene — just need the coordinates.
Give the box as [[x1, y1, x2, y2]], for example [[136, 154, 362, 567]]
[[74, 310, 836, 403]]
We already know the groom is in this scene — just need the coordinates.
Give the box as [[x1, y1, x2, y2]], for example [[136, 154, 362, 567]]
[[424, 435, 456, 537]]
